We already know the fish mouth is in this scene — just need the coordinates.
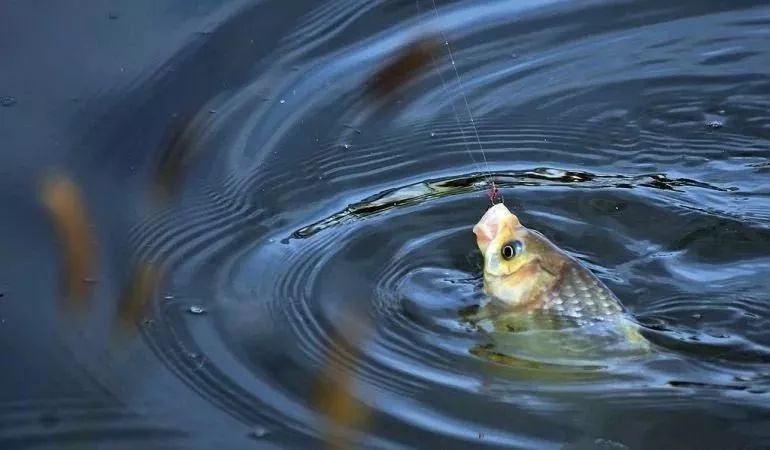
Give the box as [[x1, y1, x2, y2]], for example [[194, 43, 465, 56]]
[[473, 203, 521, 255]]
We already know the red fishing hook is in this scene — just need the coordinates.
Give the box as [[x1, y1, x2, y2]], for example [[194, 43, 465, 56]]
[[487, 181, 499, 203]]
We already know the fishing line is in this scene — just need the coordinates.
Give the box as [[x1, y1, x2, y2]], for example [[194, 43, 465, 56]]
[[413, 1, 482, 180], [421, 0, 501, 204]]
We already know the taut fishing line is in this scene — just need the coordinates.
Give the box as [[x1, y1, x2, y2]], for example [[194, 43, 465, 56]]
[[415, 0, 501, 204]]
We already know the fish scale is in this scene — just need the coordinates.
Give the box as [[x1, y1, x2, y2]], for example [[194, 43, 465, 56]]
[[542, 264, 624, 325]]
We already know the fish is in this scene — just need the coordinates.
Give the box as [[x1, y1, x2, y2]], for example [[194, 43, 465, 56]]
[[465, 203, 649, 365]]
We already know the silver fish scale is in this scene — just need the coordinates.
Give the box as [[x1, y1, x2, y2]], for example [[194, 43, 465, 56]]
[[540, 264, 624, 326]]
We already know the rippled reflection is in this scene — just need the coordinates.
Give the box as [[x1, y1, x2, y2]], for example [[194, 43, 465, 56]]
[[3, 0, 770, 449]]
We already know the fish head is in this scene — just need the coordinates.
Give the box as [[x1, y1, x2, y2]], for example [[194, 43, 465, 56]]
[[473, 203, 566, 308]]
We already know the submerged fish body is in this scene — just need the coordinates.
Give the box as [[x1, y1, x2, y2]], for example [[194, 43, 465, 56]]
[[467, 203, 649, 364]]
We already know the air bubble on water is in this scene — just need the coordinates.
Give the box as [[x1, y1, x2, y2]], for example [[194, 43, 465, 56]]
[[704, 113, 725, 129], [188, 306, 206, 315], [249, 426, 269, 438]]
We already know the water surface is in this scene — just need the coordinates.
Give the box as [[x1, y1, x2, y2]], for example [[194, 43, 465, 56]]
[[2, 0, 770, 449]]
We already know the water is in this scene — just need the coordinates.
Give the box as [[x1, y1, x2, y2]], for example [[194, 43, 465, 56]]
[[2, 0, 770, 449]]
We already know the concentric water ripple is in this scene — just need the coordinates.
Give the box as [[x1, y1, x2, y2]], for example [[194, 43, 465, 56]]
[[117, 1, 770, 448], [7, 0, 770, 449]]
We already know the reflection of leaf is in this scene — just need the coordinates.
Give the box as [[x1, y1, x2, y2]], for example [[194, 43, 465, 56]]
[[116, 262, 163, 331], [40, 171, 95, 307], [153, 113, 208, 200], [313, 315, 372, 450], [366, 35, 440, 100]]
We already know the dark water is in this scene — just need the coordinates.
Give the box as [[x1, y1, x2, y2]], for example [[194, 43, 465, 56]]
[[2, 0, 770, 449]]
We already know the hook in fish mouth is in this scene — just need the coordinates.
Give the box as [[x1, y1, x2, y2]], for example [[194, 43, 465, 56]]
[[473, 202, 521, 256]]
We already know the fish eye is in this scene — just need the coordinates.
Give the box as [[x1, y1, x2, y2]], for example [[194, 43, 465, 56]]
[[501, 240, 523, 260]]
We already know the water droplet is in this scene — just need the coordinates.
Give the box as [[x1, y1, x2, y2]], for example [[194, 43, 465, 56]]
[[249, 426, 269, 438], [188, 306, 206, 315], [0, 96, 17, 107]]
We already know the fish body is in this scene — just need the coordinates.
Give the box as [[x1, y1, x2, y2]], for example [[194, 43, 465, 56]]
[[468, 203, 649, 363]]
